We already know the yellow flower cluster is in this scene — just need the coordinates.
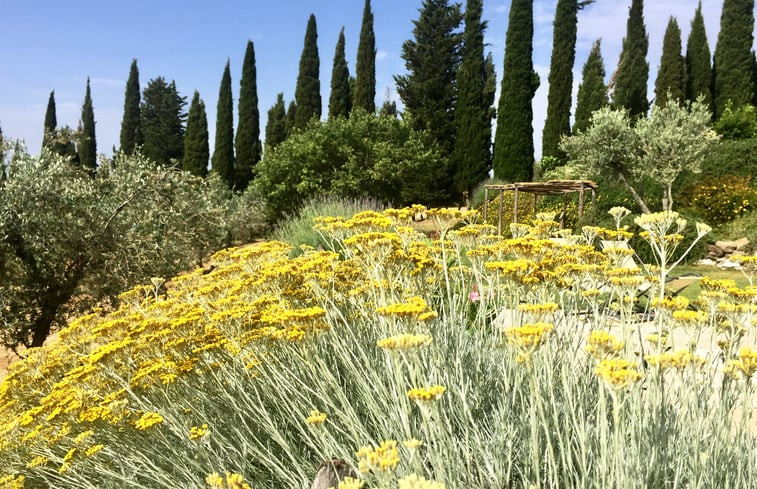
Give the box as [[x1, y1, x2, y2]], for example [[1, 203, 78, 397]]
[[585, 331, 624, 359], [377, 334, 433, 351], [397, 474, 446, 489], [407, 385, 447, 402], [504, 322, 554, 350], [205, 472, 252, 489], [305, 410, 327, 426], [134, 412, 164, 431], [0, 475, 24, 489], [356, 440, 400, 473], [724, 346, 757, 380], [376, 297, 437, 321], [645, 350, 706, 371], [595, 358, 642, 390], [189, 423, 209, 440], [650, 296, 689, 311]]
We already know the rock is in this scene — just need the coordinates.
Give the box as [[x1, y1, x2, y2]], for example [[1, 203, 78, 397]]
[[706, 244, 725, 258], [696, 259, 717, 266], [715, 240, 738, 253], [734, 237, 750, 251], [310, 459, 356, 489], [717, 259, 742, 270]]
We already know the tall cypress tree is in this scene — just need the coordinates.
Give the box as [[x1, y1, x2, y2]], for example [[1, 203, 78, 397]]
[[395, 0, 462, 156], [354, 0, 376, 113], [285, 101, 297, 136], [265, 93, 287, 150], [42, 91, 57, 150], [78, 78, 97, 169], [542, 0, 579, 161], [294, 14, 322, 129], [612, 0, 649, 119], [686, 1, 713, 111], [235, 41, 262, 190], [713, 0, 755, 118], [655, 17, 686, 107], [452, 0, 492, 198], [183, 91, 209, 177], [329, 27, 352, 119], [212, 61, 236, 188], [493, 0, 538, 182], [120, 59, 143, 154], [141, 77, 186, 166], [573, 39, 608, 133]]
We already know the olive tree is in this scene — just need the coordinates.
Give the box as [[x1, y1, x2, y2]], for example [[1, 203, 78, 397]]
[[560, 98, 718, 212], [0, 149, 252, 350]]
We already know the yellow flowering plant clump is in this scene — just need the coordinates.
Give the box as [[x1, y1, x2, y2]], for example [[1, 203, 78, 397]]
[[356, 440, 400, 474], [406, 385, 447, 403], [585, 331, 624, 359], [397, 473, 446, 489], [377, 333, 433, 351], [305, 410, 328, 426], [206, 472, 252, 489], [595, 358, 643, 390]]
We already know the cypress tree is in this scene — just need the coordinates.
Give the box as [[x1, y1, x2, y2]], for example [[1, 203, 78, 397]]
[[183, 91, 209, 177], [354, 0, 376, 113], [493, 0, 538, 182], [294, 14, 322, 129], [612, 0, 649, 119], [285, 101, 297, 136], [235, 41, 262, 190], [655, 17, 686, 106], [542, 0, 579, 162], [713, 0, 755, 118], [395, 0, 462, 157], [120, 59, 143, 154], [484, 52, 497, 120], [573, 39, 608, 133], [329, 27, 352, 119], [42, 91, 57, 150], [452, 0, 492, 198], [212, 60, 236, 188], [141, 77, 187, 166], [686, 2, 713, 111], [78, 78, 97, 169], [265, 93, 287, 150]]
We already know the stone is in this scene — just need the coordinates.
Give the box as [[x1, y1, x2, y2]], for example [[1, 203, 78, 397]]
[[734, 237, 750, 251], [715, 240, 738, 253], [695, 258, 717, 266], [310, 459, 356, 489], [717, 259, 742, 270], [706, 244, 725, 258]]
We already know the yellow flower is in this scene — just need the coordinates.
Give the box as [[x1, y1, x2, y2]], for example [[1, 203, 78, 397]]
[[504, 322, 553, 350], [26, 455, 48, 468], [595, 358, 642, 390], [356, 440, 400, 473], [85, 444, 104, 457], [205, 472, 252, 489], [397, 474, 446, 489], [402, 438, 424, 449], [407, 385, 447, 402], [723, 346, 757, 380], [376, 297, 436, 320], [585, 331, 624, 358], [189, 423, 209, 440], [377, 333, 433, 351], [334, 477, 365, 489], [134, 411, 164, 431], [645, 350, 706, 371], [306, 410, 327, 426], [0, 475, 25, 489], [650, 296, 689, 311]]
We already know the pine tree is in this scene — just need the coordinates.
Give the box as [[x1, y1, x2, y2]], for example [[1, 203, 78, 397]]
[[354, 0, 376, 113], [78, 78, 97, 169], [329, 27, 352, 119], [686, 1, 713, 111], [265, 93, 287, 150], [294, 14, 322, 129], [395, 0, 462, 158], [285, 101, 297, 136], [212, 60, 236, 188], [655, 17, 686, 106], [493, 0, 538, 182], [612, 0, 649, 119], [713, 0, 755, 118], [452, 0, 492, 198], [120, 59, 143, 154], [183, 91, 209, 177], [542, 0, 580, 161], [235, 41, 262, 190], [42, 91, 57, 150], [573, 39, 608, 133], [141, 77, 187, 166]]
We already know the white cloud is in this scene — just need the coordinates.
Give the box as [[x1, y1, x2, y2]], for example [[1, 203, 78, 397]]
[[376, 50, 389, 61], [494, 5, 507, 14]]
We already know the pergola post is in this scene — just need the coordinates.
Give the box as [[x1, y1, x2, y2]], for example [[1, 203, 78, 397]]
[[483, 187, 489, 222], [497, 189, 504, 235], [578, 182, 585, 219], [513, 186, 519, 227], [561, 194, 567, 229]]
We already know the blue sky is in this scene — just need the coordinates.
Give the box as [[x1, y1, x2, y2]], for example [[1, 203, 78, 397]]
[[0, 0, 753, 160]]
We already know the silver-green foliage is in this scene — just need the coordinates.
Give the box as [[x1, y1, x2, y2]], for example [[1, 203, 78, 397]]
[[560, 98, 718, 212], [0, 149, 255, 349]]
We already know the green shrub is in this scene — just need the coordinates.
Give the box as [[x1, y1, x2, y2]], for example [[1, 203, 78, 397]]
[[714, 102, 757, 140], [678, 174, 756, 226]]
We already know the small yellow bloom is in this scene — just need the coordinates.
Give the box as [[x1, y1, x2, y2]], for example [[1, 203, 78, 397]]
[[407, 385, 446, 402], [377, 333, 432, 351], [189, 423, 209, 440], [397, 473, 446, 489], [85, 444, 104, 457], [134, 411, 164, 431], [306, 410, 327, 426], [585, 331, 624, 358], [595, 358, 642, 390], [356, 440, 400, 473], [646, 350, 706, 371]]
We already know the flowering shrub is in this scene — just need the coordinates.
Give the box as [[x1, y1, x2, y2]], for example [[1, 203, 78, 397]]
[[681, 174, 756, 225], [0, 207, 754, 488]]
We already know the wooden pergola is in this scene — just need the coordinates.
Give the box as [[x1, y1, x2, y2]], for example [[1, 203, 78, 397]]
[[483, 179, 598, 235]]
